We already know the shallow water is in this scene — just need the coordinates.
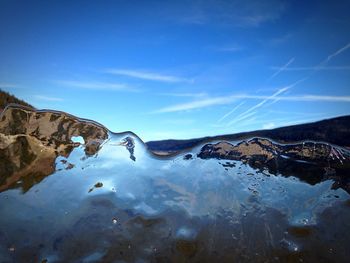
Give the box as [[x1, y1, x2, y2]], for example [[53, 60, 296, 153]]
[[0, 132, 349, 262]]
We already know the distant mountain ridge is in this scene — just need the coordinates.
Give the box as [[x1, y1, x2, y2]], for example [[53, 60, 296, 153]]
[[146, 115, 350, 152]]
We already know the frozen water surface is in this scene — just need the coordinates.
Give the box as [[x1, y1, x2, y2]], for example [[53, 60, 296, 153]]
[[0, 131, 349, 262]]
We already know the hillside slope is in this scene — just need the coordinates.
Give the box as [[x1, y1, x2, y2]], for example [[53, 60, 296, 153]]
[[146, 115, 350, 152], [0, 90, 34, 111]]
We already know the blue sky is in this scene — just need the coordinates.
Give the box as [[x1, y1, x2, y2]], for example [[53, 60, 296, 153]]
[[0, 0, 350, 141]]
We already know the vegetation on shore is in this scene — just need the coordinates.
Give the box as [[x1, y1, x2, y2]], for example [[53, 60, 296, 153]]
[[0, 89, 34, 111]]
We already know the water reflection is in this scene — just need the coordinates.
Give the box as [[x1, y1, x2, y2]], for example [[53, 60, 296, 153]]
[[0, 132, 349, 262]]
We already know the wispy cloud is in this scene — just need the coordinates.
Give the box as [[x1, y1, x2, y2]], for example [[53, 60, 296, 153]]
[[218, 101, 245, 123], [264, 78, 307, 106], [153, 96, 237, 113], [0, 83, 16, 89], [228, 110, 258, 126], [226, 86, 290, 126], [212, 44, 243, 52], [296, 42, 350, 84], [272, 94, 350, 102], [56, 80, 137, 91], [276, 42, 350, 75], [268, 57, 295, 80], [157, 92, 207, 98], [34, 95, 64, 102], [104, 69, 192, 83], [271, 66, 350, 71], [228, 94, 350, 102], [323, 42, 350, 64], [153, 90, 350, 114], [269, 42, 350, 76]]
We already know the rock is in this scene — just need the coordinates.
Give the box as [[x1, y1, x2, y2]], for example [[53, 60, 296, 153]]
[[197, 138, 350, 192], [0, 104, 108, 155], [0, 104, 109, 192]]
